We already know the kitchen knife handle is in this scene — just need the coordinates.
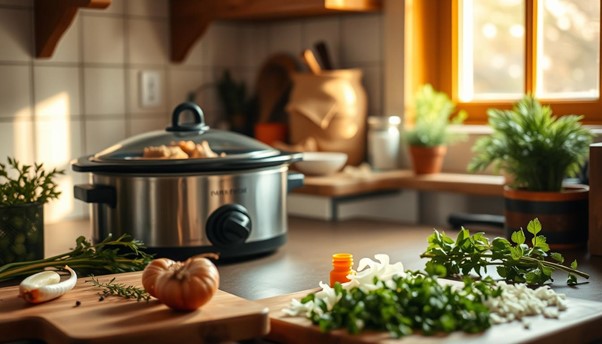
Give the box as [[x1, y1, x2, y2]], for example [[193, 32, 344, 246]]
[[74, 184, 116, 208], [315, 41, 333, 70]]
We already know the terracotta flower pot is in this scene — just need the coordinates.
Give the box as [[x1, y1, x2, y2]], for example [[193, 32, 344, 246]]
[[408, 145, 447, 174], [504, 184, 589, 250]]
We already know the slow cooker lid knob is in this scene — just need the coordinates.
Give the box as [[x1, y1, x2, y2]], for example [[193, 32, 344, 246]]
[[206, 204, 252, 248]]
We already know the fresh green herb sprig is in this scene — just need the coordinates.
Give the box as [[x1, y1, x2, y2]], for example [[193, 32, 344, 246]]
[[0, 157, 64, 205], [420, 218, 589, 286], [301, 268, 499, 338], [87, 276, 150, 302], [0, 234, 153, 282]]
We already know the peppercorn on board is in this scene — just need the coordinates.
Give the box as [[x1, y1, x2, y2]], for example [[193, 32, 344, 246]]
[[0, 271, 269, 344], [257, 288, 602, 344]]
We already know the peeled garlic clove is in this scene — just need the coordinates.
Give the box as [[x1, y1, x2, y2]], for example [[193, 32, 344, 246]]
[[19, 265, 77, 304]]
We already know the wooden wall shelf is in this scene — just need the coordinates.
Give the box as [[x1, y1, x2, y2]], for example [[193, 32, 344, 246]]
[[294, 170, 505, 197], [34, 0, 111, 58], [34, 0, 381, 61], [169, 0, 382, 62]]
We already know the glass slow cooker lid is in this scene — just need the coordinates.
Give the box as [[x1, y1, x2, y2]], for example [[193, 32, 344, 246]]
[[93, 102, 279, 162]]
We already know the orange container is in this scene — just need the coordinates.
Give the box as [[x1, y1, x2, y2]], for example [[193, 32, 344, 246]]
[[329, 253, 353, 287]]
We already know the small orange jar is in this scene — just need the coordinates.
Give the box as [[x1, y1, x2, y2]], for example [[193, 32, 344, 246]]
[[330, 253, 354, 287]]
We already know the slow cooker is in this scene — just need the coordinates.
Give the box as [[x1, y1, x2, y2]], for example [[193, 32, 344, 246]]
[[72, 102, 303, 260]]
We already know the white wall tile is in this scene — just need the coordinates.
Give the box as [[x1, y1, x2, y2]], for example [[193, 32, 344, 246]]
[[34, 66, 81, 118], [268, 21, 302, 58], [167, 68, 204, 110], [0, 119, 34, 163], [204, 23, 241, 68], [126, 0, 168, 18], [34, 118, 82, 167], [361, 65, 383, 116], [240, 24, 269, 69], [0, 65, 32, 119], [127, 68, 167, 114], [167, 67, 222, 126], [35, 118, 85, 222], [341, 14, 382, 65], [127, 18, 168, 65], [105, 0, 125, 14], [82, 15, 125, 64], [84, 118, 127, 155], [128, 115, 168, 136], [302, 17, 341, 69], [83, 67, 126, 116], [0, 8, 32, 61]]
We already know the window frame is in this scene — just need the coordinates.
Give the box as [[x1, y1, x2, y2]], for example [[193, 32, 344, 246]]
[[405, 0, 602, 125]]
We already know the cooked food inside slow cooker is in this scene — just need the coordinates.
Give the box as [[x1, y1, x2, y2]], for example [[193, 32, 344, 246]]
[[142, 140, 225, 159]]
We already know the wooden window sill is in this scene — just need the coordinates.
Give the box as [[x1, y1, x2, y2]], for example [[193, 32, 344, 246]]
[[293, 170, 504, 197]]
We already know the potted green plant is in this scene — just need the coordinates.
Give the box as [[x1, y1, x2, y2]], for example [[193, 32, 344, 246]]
[[404, 84, 467, 174], [0, 157, 64, 264], [468, 95, 594, 248]]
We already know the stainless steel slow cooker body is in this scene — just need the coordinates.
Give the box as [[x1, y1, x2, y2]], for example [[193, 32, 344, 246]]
[[72, 102, 303, 259]]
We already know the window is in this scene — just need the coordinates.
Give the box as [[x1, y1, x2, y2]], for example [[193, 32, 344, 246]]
[[405, 0, 602, 124]]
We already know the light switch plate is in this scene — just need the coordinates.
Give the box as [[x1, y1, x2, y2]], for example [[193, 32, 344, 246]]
[[139, 70, 162, 108]]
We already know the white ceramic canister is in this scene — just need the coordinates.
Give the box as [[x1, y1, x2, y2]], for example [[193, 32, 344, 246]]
[[367, 116, 402, 170]]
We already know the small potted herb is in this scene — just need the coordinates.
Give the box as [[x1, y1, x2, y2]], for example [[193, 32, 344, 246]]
[[468, 95, 594, 248], [0, 157, 64, 264], [404, 84, 467, 174]]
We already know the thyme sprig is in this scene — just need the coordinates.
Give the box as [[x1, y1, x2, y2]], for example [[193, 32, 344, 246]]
[[0, 157, 64, 205], [0, 234, 153, 282], [420, 218, 589, 286], [87, 276, 151, 302]]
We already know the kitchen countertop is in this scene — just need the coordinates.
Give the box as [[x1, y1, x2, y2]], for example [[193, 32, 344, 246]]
[[45, 216, 602, 302]]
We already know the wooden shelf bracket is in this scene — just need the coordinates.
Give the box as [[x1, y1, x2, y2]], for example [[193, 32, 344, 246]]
[[34, 0, 111, 58]]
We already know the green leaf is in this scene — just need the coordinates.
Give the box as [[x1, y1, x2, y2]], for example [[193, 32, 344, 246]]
[[533, 235, 550, 252], [527, 218, 542, 236], [550, 252, 564, 263], [456, 228, 468, 244], [491, 237, 511, 251], [509, 246, 523, 260], [511, 229, 526, 245], [425, 262, 447, 277], [571, 260, 578, 269]]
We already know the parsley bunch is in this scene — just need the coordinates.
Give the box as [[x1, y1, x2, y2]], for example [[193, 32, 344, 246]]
[[301, 270, 498, 338], [0, 157, 64, 205], [420, 218, 589, 286]]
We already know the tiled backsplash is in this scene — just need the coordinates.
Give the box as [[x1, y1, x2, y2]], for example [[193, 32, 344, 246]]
[[0, 0, 384, 222]]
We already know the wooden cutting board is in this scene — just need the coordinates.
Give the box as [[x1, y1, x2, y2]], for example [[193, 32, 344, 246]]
[[258, 289, 602, 344], [0, 271, 269, 344]]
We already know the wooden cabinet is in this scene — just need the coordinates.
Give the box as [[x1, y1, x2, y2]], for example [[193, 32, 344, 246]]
[[34, 0, 382, 61]]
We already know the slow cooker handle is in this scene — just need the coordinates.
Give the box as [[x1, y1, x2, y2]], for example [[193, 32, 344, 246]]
[[165, 102, 210, 132], [74, 184, 116, 208]]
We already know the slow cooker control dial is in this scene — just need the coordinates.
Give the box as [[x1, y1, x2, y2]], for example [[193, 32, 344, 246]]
[[206, 204, 252, 248]]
